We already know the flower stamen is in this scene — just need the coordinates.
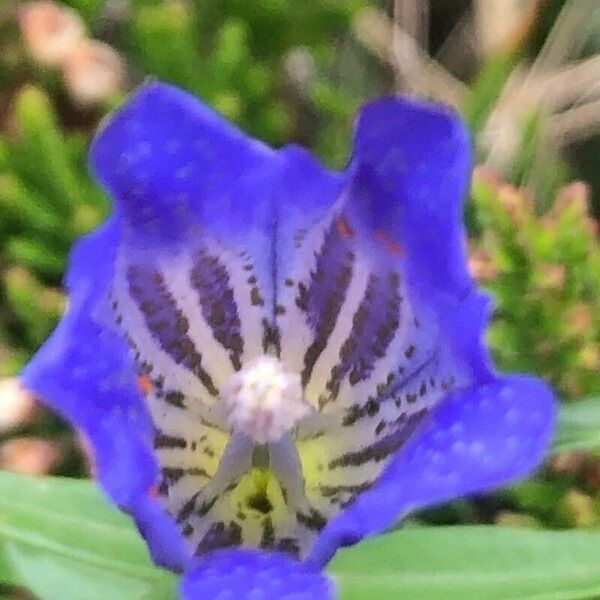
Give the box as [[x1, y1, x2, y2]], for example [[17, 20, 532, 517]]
[[221, 356, 308, 444]]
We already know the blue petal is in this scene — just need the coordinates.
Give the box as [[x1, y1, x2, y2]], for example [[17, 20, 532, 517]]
[[180, 549, 334, 600], [88, 84, 344, 375], [273, 145, 344, 285], [89, 82, 280, 305], [20, 221, 188, 571], [345, 97, 492, 381], [307, 376, 556, 568], [271, 99, 482, 409], [280, 98, 495, 540], [131, 494, 189, 571], [350, 97, 472, 296], [21, 220, 147, 504], [90, 82, 274, 242], [21, 84, 557, 574]]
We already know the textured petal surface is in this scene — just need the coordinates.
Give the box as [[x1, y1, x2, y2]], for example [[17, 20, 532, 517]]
[[350, 97, 472, 297], [180, 549, 334, 600], [90, 82, 274, 247], [21, 82, 556, 576], [20, 221, 188, 570], [278, 98, 491, 545], [90, 86, 343, 557], [21, 220, 149, 504], [307, 375, 556, 568], [348, 97, 492, 380]]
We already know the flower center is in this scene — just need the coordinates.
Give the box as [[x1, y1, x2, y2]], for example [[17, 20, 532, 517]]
[[221, 356, 309, 444]]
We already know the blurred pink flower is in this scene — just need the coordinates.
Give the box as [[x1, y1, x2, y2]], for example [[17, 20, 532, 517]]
[[62, 39, 125, 105], [0, 437, 59, 475], [0, 377, 38, 432], [19, 1, 85, 66]]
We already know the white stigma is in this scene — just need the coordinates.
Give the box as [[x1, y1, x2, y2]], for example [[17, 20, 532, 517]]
[[221, 356, 308, 444]]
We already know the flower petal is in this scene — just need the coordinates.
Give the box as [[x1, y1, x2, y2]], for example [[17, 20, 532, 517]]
[[91, 85, 324, 407], [349, 97, 492, 378], [275, 98, 490, 533], [350, 107, 482, 393], [85, 89, 353, 559], [90, 82, 274, 245], [180, 549, 334, 600], [21, 85, 556, 574], [307, 375, 556, 568], [20, 221, 188, 570], [275, 98, 484, 421], [350, 97, 472, 297]]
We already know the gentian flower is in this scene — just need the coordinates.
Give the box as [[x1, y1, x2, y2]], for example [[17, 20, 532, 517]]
[[22, 83, 555, 598]]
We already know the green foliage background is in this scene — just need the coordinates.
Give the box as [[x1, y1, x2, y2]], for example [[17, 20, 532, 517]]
[[1, 2, 600, 594]]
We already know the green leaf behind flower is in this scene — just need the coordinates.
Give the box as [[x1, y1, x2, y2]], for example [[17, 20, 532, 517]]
[[330, 525, 600, 599], [3, 469, 600, 599], [552, 396, 600, 454], [0, 470, 177, 600]]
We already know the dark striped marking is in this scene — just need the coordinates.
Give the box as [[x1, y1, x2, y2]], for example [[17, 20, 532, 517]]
[[161, 466, 209, 483], [297, 217, 355, 387], [127, 265, 218, 395], [154, 433, 187, 449], [328, 409, 428, 469], [342, 399, 381, 426], [250, 286, 264, 306], [190, 248, 244, 371], [318, 481, 374, 498], [297, 509, 327, 531], [323, 271, 401, 407], [160, 390, 186, 408], [372, 346, 442, 409], [196, 521, 242, 555], [276, 538, 300, 557], [157, 479, 169, 496], [260, 517, 275, 548], [177, 492, 200, 523], [262, 318, 281, 356], [197, 495, 218, 518]]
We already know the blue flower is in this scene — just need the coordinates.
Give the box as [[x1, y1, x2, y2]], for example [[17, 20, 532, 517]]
[[22, 83, 556, 598]]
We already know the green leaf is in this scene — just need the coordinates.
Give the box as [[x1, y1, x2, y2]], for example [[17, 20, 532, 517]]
[[462, 51, 517, 136], [329, 525, 600, 599], [13, 87, 85, 214], [553, 397, 600, 454], [0, 471, 177, 600]]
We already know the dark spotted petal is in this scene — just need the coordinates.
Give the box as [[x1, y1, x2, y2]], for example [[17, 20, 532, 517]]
[[180, 549, 334, 600], [347, 97, 491, 380], [279, 99, 492, 531], [20, 84, 556, 582], [20, 221, 188, 571], [307, 376, 556, 568]]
